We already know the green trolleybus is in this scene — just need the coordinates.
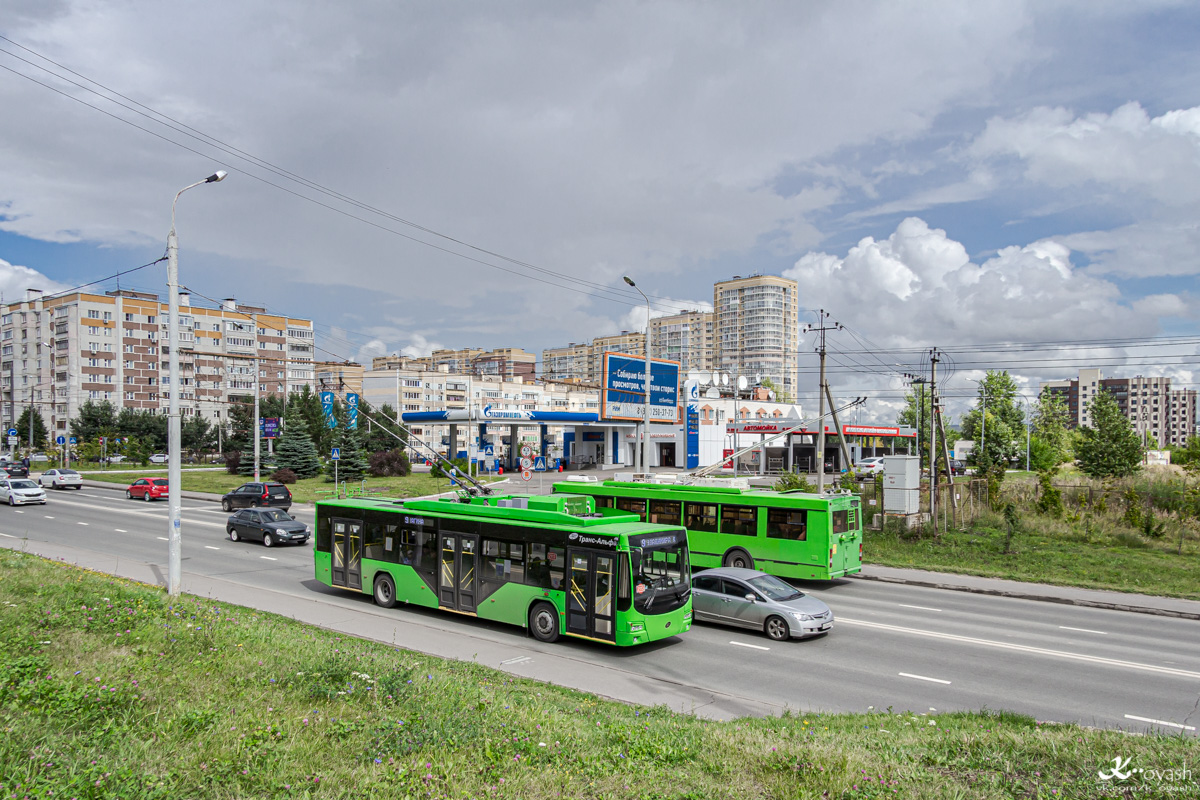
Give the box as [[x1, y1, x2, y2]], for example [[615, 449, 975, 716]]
[[551, 479, 862, 581], [314, 492, 692, 646]]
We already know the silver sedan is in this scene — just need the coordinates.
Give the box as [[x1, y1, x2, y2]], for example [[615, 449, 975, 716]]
[[690, 567, 834, 641]]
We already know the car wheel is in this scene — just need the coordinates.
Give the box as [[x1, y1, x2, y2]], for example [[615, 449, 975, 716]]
[[7, 496, 13, 506], [228, 528, 239, 542], [373, 573, 397, 609], [144, 491, 151, 502], [723, 549, 754, 570], [251, 500, 260, 508], [765, 615, 791, 641], [221, 499, 232, 512], [528, 602, 560, 643], [126, 490, 132, 500], [262, 533, 273, 547]]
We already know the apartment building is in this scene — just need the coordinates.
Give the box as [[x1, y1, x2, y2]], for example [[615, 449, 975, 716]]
[[1041, 368, 1197, 447], [713, 274, 799, 399], [316, 361, 365, 396], [0, 288, 315, 437], [649, 309, 715, 373], [591, 331, 647, 384]]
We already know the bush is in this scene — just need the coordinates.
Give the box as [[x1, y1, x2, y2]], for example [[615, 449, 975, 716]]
[[224, 450, 241, 475], [773, 471, 816, 492], [430, 457, 470, 480], [271, 468, 297, 485], [369, 449, 411, 478]]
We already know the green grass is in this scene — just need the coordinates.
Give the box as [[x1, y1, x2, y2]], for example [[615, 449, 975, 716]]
[[82, 469, 495, 503], [1, 551, 1195, 799], [866, 508, 1200, 600]]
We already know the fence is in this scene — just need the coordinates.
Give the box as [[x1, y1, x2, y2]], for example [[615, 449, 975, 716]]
[[858, 477, 989, 531]]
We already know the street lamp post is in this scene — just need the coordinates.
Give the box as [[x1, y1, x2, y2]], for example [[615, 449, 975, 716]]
[[166, 169, 226, 597], [623, 276, 652, 474]]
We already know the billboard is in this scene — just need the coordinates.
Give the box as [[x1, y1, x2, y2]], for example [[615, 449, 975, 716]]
[[601, 352, 680, 423]]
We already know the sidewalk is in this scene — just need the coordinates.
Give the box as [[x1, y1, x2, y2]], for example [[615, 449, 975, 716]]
[[852, 563, 1200, 620]]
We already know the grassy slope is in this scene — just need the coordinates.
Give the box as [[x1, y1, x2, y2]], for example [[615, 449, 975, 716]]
[[0, 551, 1194, 799]]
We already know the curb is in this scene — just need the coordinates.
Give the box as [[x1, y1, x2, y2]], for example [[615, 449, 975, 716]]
[[849, 572, 1200, 621]]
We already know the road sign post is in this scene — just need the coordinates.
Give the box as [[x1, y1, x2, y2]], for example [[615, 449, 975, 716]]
[[331, 447, 340, 494]]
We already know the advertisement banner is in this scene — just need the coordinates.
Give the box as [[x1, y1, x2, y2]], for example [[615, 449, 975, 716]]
[[684, 379, 700, 469], [259, 417, 280, 439], [600, 352, 681, 423], [347, 393, 359, 430], [320, 391, 337, 429]]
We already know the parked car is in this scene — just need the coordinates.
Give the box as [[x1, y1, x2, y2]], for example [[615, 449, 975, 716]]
[[38, 468, 83, 490], [104, 455, 127, 465], [0, 478, 47, 506], [949, 459, 967, 476], [226, 508, 309, 547], [148, 453, 168, 464], [126, 477, 169, 501], [3, 463, 29, 478], [690, 567, 834, 641], [855, 457, 885, 477], [221, 482, 293, 512]]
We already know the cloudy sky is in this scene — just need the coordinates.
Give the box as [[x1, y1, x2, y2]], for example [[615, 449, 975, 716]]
[[3, 1, 1200, 422]]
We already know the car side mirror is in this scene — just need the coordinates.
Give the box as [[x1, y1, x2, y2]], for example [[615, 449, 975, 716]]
[[745, 594, 757, 603]]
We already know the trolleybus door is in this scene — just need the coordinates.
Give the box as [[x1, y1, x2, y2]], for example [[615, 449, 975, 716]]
[[438, 533, 479, 613], [330, 517, 362, 590], [566, 549, 616, 641]]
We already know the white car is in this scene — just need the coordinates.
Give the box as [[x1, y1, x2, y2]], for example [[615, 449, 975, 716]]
[[0, 478, 47, 505], [149, 453, 168, 464], [39, 468, 83, 490], [855, 457, 885, 477]]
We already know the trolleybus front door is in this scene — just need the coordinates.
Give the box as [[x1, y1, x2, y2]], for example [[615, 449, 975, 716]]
[[566, 549, 616, 641], [331, 517, 362, 590], [438, 533, 479, 613]]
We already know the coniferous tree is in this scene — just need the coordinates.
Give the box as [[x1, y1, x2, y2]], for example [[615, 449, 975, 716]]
[[325, 406, 369, 483], [16, 407, 49, 450], [1075, 389, 1143, 478], [274, 403, 322, 478]]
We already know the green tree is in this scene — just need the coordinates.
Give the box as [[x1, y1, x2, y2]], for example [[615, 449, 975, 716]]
[[181, 414, 215, 454], [1171, 435, 1200, 468], [759, 378, 791, 404], [896, 383, 933, 465], [1031, 390, 1071, 467], [362, 402, 406, 454], [16, 407, 49, 450], [274, 403, 322, 479], [326, 405, 368, 483], [959, 371, 1024, 467], [70, 400, 118, 442], [1075, 389, 1143, 478]]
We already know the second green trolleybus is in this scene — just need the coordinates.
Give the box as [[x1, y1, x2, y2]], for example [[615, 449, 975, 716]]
[[552, 478, 863, 581], [314, 491, 692, 647]]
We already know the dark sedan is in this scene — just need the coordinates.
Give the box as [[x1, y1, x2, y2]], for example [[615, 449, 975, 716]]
[[220, 482, 292, 512], [4, 463, 29, 478], [226, 508, 309, 547]]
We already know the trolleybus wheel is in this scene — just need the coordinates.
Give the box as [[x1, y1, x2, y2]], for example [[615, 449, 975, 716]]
[[373, 573, 397, 609], [723, 548, 753, 570], [528, 602, 560, 643]]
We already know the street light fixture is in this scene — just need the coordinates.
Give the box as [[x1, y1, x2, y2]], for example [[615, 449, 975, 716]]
[[166, 169, 226, 597], [623, 276, 652, 474]]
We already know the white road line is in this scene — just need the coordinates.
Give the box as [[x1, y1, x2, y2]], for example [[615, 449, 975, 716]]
[[204, 545, 220, 550], [899, 604, 941, 612], [114, 529, 127, 533], [260, 556, 277, 561], [47, 497, 228, 529], [44, 515, 54, 519], [842, 617, 1200, 680], [77, 522, 88, 526], [730, 641, 770, 651], [0, 532, 14, 538], [500, 655, 533, 665], [1059, 626, 1107, 635], [1124, 714, 1196, 731], [899, 672, 952, 685], [157, 536, 168, 541], [12, 510, 21, 514]]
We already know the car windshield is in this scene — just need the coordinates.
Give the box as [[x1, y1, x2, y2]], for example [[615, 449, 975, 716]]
[[746, 574, 803, 602], [260, 510, 292, 522], [9, 480, 37, 489], [152, 479, 168, 486]]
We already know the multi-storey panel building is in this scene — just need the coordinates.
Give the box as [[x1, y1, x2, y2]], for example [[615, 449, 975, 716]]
[[713, 274, 799, 399], [649, 309, 714, 373], [1041, 368, 1197, 447], [0, 289, 315, 438], [591, 331, 646, 384], [316, 361, 365, 397], [541, 342, 593, 384]]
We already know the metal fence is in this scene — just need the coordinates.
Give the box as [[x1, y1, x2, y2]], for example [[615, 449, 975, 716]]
[[858, 477, 989, 531]]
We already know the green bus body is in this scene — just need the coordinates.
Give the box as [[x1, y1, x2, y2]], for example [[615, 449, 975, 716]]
[[314, 492, 692, 647], [551, 480, 863, 580]]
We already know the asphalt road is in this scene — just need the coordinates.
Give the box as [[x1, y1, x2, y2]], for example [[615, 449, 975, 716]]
[[2, 488, 1197, 737]]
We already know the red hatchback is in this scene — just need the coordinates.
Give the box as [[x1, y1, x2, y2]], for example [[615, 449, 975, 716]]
[[126, 477, 169, 502]]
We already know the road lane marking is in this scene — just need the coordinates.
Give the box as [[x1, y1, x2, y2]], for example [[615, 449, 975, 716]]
[[204, 545, 220, 550], [899, 604, 941, 612], [12, 510, 21, 514], [77, 522, 88, 526], [730, 641, 770, 651], [842, 617, 1200, 680], [899, 672, 951, 684], [1124, 714, 1196, 731], [1059, 626, 1107, 635], [114, 529, 127, 533], [0, 532, 14, 538], [157, 537, 168, 541], [260, 556, 277, 561], [500, 655, 533, 665], [44, 516, 54, 519], [47, 497, 228, 529]]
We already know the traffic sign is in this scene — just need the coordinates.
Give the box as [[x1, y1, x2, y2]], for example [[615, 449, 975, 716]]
[[533, 456, 546, 471], [69, 436, 77, 445], [521, 469, 532, 482], [520, 444, 533, 458], [56, 436, 66, 445], [484, 444, 494, 457], [6, 428, 16, 437], [331, 447, 341, 461], [6, 436, 17, 446], [519, 456, 533, 470]]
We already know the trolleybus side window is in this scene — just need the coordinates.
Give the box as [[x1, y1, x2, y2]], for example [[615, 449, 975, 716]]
[[832, 510, 850, 534], [766, 508, 807, 541], [684, 502, 718, 532], [615, 497, 647, 521], [720, 505, 757, 536], [617, 552, 632, 611], [527, 542, 565, 590], [480, 539, 525, 599], [649, 499, 681, 526], [363, 514, 386, 561]]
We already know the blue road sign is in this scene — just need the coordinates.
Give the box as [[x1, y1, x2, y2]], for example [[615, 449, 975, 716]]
[[56, 436, 66, 445], [6, 429, 16, 437], [69, 436, 77, 445], [331, 447, 341, 461], [533, 456, 546, 471], [484, 444, 494, 457]]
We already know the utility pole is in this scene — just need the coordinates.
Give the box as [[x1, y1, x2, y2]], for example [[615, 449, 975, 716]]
[[804, 310, 842, 492], [252, 312, 260, 482], [929, 349, 939, 529]]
